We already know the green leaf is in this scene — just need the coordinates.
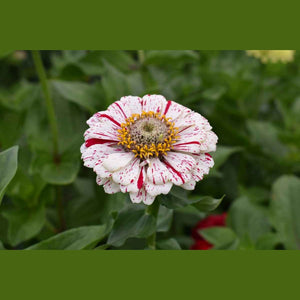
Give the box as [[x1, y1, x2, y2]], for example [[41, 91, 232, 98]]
[[247, 120, 288, 157], [78, 50, 136, 75], [270, 175, 300, 249], [2, 203, 45, 247], [255, 233, 281, 250], [157, 238, 181, 250], [41, 160, 80, 186], [0, 146, 19, 204], [192, 195, 225, 212], [30, 150, 80, 186], [228, 196, 271, 243], [211, 146, 242, 170], [0, 240, 5, 250], [202, 86, 227, 101], [101, 60, 131, 103], [200, 227, 239, 249], [107, 206, 156, 247], [158, 186, 191, 209], [159, 186, 224, 211], [27, 225, 107, 250], [0, 81, 40, 111], [157, 205, 173, 232], [51, 80, 103, 113]]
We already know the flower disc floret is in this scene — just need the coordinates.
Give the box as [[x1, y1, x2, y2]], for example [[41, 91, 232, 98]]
[[117, 111, 179, 159]]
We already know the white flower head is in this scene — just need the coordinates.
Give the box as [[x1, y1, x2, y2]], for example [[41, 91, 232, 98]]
[[81, 95, 218, 205]]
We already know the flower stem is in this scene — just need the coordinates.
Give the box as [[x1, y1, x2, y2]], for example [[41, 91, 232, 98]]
[[146, 200, 160, 250], [32, 50, 59, 159]]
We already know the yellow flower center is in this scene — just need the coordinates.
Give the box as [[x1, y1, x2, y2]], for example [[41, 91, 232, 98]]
[[117, 111, 179, 159]]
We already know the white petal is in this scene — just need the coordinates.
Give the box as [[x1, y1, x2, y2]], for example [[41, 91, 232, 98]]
[[84, 125, 119, 142], [191, 153, 214, 181], [199, 131, 218, 152], [81, 144, 121, 169], [102, 152, 135, 172], [163, 161, 192, 185], [112, 158, 140, 186], [180, 180, 196, 190], [120, 165, 145, 193], [147, 158, 171, 184], [164, 152, 196, 173], [81, 144, 106, 168], [143, 192, 156, 205], [94, 164, 113, 178], [129, 190, 143, 203], [142, 94, 167, 113], [130, 189, 156, 205], [145, 181, 173, 196], [173, 125, 203, 154], [119, 96, 143, 116], [163, 152, 194, 185], [174, 111, 212, 131], [103, 179, 121, 194], [163, 100, 191, 121], [87, 111, 106, 127], [80, 143, 87, 154], [96, 176, 109, 185]]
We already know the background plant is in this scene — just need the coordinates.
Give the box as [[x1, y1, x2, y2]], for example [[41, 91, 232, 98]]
[[0, 50, 299, 250]]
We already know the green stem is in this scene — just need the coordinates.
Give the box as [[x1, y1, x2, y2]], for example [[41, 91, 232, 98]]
[[137, 50, 145, 65], [146, 200, 160, 250], [32, 50, 59, 159]]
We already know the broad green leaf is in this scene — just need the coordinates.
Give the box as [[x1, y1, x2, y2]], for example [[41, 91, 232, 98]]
[[255, 233, 281, 250], [30, 150, 80, 186], [157, 205, 173, 232], [158, 186, 190, 209], [2, 203, 45, 247], [192, 195, 225, 212], [228, 196, 271, 243], [27, 225, 107, 250], [211, 146, 242, 170], [157, 238, 181, 250], [79, 50, 136, 75], [247, 120, 288, 157], [0, 82, 40, 111], [51, 80, 103, 113], [270, 175, 300, 249], [202, 86, 227, 101], [0, 109, 23, 148], [0, 240, 5, 249], [159, 186, 224, 211], [41, 160, 80, 185], [101, 60, 131, 103], [0, 146, 18, 204], [200, 227, 239, 249], [107, 206, 156, 247]]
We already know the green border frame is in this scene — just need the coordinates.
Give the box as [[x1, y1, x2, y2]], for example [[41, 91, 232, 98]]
[[1, 2, 300, 296], [1, 1, 300, 49], [0, 251, 299, 298]]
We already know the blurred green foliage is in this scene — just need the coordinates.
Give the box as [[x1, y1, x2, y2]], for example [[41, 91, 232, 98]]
[[0, 50, 299, 250]]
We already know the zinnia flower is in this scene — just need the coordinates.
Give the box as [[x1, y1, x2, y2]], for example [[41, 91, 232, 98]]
[[81, 95, 218, 205], [246, 50, 295, 63], [191, 213, 227, 250]]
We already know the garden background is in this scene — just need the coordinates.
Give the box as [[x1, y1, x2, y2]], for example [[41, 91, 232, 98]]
[[0, 50, 299, 250]]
